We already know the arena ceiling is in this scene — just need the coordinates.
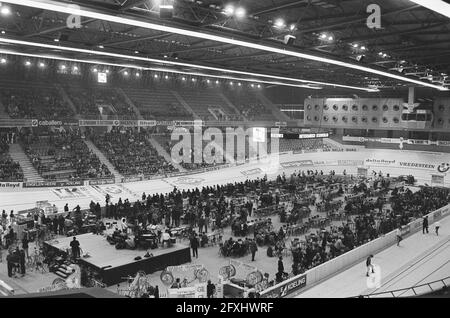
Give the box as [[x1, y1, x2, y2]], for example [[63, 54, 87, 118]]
[[0, 0, 449, 92]]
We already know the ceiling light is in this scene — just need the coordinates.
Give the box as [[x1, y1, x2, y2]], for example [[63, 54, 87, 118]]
[[73, 65, 78, 71], [0, 48, 328, 89], [134, 50, 139, 54], [378, 52, 383, 56], [4, 0, 446, 91], [39, 62, 45, 67], [0, 6, 11, 16], [182, 77, 186, 81], [124, 71, 129, 76], [251, 83, 254, 88], [53, 38, 59, 42], [136, 72, 140, 77], [93, 68, 98, 72], [224, 4, 234, 16], [328, 36, 333, 41], [98, 45, 104, 49], [105, 69, 109, 73], [25, 60, 31, 66], [360, 46, 366, 50], [235, 7, 246, 19], [353, 44, 359, 48], [154, 74, 158, 78], [191, 78, 196, 82], [1, 31, 5, 34], [320, 33, 327, 39], [165, 75, 169, 79], [238, 82, 242, 86], [206, 79, 210, 83], [289, 24, 296, 31], [274, 18, 285, 28], [257, 84, 261, 88], [0, 38, 374, 91], [61, 64, 66, 70], [0, 58, 6, 64]]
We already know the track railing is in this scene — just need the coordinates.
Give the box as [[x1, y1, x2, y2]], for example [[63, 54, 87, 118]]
[[357, 276, 450, 298]]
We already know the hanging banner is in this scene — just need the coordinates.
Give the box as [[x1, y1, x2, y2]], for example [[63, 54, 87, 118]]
[[431, 174, 444, 185]]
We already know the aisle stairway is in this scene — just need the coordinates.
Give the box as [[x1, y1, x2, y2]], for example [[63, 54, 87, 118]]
[[8, 143, 44, 182], [0, 99, 10, 119], [218, 93, 244, 119], [170, 90, 200, 120], [54, 84, 79, 117], [255, 92, 291, 121], [147, 136, 186, 172], [116, 87, 143, 119], [83, 139, 123, 182]]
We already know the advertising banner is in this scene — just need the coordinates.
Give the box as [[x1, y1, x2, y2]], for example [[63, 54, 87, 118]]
[[0, 182, 22, 189], [138, 120, 157, 127], [431, 174, 444, 185], [241, 168, 263, 176], [0, 119, 34, 127], [23, 180, 84, 188], [260, 274, 307, 298], [88, 178, 115, 186], [338, 160, 364, 166], [280, 160, 314, 168]]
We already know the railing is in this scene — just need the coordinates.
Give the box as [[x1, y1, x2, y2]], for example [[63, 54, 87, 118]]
[[356, 276, 450, 298]]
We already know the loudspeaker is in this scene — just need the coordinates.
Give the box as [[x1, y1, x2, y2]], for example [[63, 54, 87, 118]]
[[160, 5, 173, 19], [283, 35, 296, 46]]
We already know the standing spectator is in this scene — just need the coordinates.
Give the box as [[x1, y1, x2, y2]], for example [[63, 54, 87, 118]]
[[435, 221, 441, 236], [19, 248, 26, 276], [22, 235, 29, 259], [190, 233, 199, 259], [422, 216, 429, 234], [249, 239, 258, 261], [396, 227, 403, 246], [64, 203, 69, 213], [278, 256, 284, 274], [70, 236, 81, 259], [52, 217, 58, 235], [366, 255, 374, 277], [58, 214, 65, 235], [207, 280, 216, 298]]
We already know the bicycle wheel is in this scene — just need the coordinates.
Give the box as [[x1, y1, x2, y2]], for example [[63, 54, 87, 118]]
[[160, 270, 174, 286], [246, 271, 263, 286], [195, 268, 209, 283]]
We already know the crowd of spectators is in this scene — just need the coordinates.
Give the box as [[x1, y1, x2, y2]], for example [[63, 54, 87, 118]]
[[1, 88, 74, 119], [65, 86, 136, 119], [89, 128, 176, 177], [0, 132, 23, 181], [20, 128, 111, 180]]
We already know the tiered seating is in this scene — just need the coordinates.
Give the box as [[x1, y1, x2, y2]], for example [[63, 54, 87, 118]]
[[178, 89, 238, 121], [272, 138, 331, 153], [0, 80, 74, 119], [65, 85, 136, 119], [123, 87, 192, 120], [224, 91, 274, 120], [0, 135, 23, 181], [90, 128, 177, 176], [20, 129, 111, 180]]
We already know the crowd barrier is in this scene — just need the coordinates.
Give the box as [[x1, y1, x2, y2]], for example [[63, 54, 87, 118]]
[[259, 203, 450, 298]]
